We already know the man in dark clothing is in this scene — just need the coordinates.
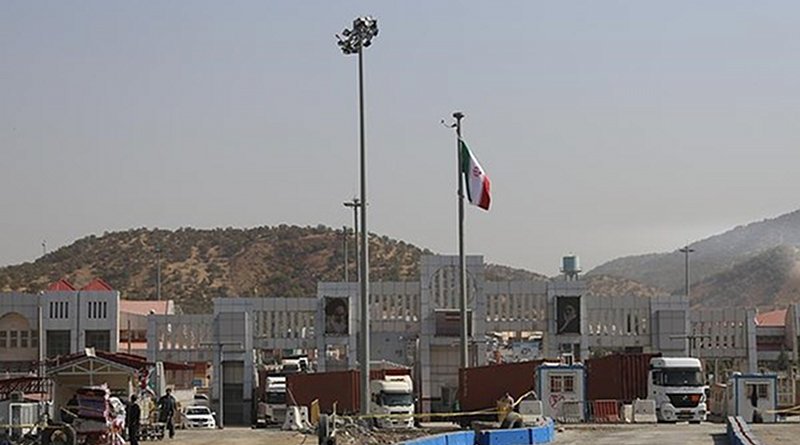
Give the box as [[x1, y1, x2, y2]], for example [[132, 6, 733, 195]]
[[126, 394, 141, 445], [157, 388, 177, 439]]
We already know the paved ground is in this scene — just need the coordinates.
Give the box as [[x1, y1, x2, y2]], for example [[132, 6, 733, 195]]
[[750, 422, 800, 445], [555, 423, 728, 445], [166, 428, 312, 445], [164, 422, 760, 445]]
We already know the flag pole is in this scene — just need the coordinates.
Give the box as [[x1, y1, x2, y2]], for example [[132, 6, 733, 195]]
[[454, 111, 469, 370]]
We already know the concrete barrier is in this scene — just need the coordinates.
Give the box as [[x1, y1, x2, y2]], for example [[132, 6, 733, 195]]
[[621, 404, 633, 423], [631, 400, 657, 423], [519, 400, 544, 425], [282, 406, 310, 430], [558, 401, 585, 423], [726, 416, 762, 445]]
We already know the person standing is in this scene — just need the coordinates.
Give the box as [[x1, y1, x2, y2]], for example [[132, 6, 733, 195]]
[[157, 388, 177, 439], [126, 395, 141, 445]]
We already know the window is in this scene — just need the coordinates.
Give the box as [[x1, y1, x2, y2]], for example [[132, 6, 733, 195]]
[[47, 330, 71, 357], [31, 330, 38, 348], [563, 375, 575, 392], [10, 331, 18, 348], [87, 301, 109, 319], [549, 374, 575, 393], [746, 383, 769, 401], [50, 301, 70, 319], [0, 331, 6, 348], [85, 330, 111, 351], [550, 375, 562, 392], [20, 330, 28, 348]]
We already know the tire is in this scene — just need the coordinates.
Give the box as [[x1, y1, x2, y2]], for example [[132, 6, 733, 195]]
[[42, 425, 76, 445], [318, 415, 331, 445]]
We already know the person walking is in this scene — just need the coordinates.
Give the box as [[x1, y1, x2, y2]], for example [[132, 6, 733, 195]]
[[157, 388, 177, 439], [126, 395, 141, 445]]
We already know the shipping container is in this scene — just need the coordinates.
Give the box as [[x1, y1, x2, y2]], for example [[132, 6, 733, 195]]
[[287, 370, 360, 414], [458, 360, 543, 412], [285, 368, 412, 414], [585, 353, 661, 402]]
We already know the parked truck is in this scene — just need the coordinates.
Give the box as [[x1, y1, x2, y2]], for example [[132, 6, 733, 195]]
[[369, 375, 414, 428], [255, 376, 287, 427], [647, 357, 707, 423]]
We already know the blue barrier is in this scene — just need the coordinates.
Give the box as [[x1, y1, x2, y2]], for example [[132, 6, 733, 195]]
[[726, 416, 762, 445], [445, 431, 476, 445], [529, 419, 555, 443], [476, 428, 529, 445], [398, 419, 554, 445], [404, 435, 448, 445]]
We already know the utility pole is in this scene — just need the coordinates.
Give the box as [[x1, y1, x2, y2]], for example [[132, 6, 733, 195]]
[[343, 198, 361, 282], [679, 245, 695, 299], [156, 244, 162, 301], [343, 225, 349, 282]]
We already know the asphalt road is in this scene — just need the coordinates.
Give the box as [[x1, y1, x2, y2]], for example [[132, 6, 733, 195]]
[[555, 423, 728, 445]]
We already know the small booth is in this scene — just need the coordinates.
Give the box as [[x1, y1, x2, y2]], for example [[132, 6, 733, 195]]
[[727, 373, 778, 423], [536, 363, 585, 421]]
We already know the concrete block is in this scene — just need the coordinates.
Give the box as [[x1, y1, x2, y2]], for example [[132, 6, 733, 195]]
[[558, 401, 584, 423], [632, 400, 657, 423], [622, 404, 633, 423], [519, 400, 543, 417], [476, 428, 530, 445]]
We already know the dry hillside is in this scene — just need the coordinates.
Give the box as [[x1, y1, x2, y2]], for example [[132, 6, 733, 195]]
[[0, 226, 552, 313]]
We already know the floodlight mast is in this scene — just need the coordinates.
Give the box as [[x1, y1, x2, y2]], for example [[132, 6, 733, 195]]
[[336, 15, 378, 416]]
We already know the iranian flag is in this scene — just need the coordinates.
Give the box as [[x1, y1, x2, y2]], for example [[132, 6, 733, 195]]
[[460, 139, 491, 210]]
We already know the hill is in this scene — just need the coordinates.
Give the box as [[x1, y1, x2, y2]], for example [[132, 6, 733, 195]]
[[0, 226, 550, 313], [690, 245, 800, 309], [588, 209, 800, 295]]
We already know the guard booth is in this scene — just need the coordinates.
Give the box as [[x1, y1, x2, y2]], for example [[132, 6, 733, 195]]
[[536, 363, 585, 422], [728, 373, 778, 423]]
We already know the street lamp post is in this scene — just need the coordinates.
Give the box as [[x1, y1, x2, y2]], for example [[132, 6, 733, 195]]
[[337, 16, 378, 416], [679, 245, 695, 299], [156, 244, 162, 301], [343, 198, 361, 283]]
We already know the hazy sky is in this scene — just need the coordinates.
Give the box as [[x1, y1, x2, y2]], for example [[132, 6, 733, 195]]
[[3, 1, 800, 275]]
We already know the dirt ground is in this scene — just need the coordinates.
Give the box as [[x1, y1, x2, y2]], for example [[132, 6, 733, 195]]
[[166, 421, 800, 445], [554, 423, 727, 445], [750, 422, 800, 444], [166, 428, 312, 445]]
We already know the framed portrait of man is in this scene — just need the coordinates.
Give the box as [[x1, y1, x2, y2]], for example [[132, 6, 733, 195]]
[[556, 296, 580, 335], [324, 297, 349, 335]]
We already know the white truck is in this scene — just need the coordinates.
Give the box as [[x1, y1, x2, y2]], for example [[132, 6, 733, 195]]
[[256, 376, 287, 427], [648, 357, 708, 423], [369, 375, 414, 428]]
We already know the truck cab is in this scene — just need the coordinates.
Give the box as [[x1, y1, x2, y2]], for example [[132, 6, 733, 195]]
[[256, 376, 287, 427], [648, 357, 707, 423], [369, 375, 414, 428]]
